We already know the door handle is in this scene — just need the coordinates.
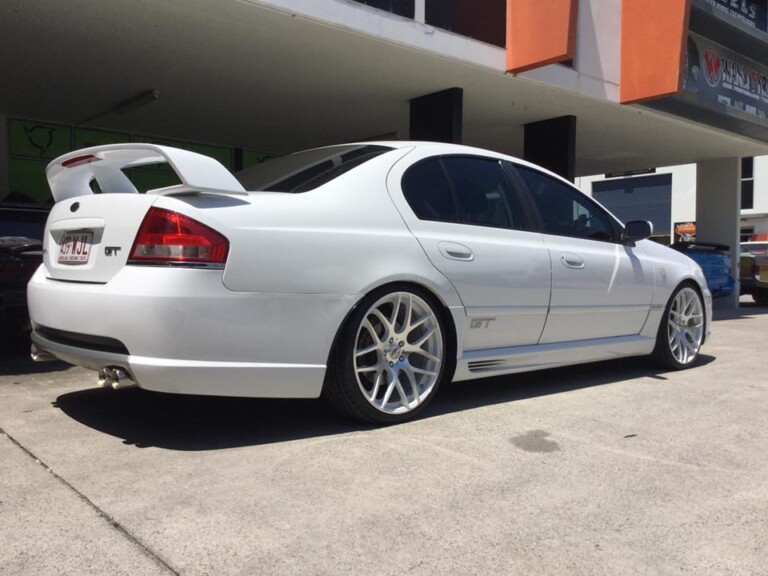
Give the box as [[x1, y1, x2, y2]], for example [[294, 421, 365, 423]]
[[561, 253, 585, 269], [438, 241, 474, 261]]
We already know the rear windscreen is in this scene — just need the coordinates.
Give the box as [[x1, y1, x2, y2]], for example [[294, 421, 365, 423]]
[[235, 145, 393, 193]]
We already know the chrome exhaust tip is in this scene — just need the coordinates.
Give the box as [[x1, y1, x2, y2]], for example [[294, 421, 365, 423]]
[[98, 366, 138, 390], [97, 367, 111, 388], [30, 344, 56, 362], [110, 368, 136, 390]]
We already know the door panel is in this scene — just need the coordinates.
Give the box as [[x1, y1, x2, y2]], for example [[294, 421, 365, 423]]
[[512, 163, 654, 344], [416, 223, 551, 350], [539, 236, 653, 343], [387, 150, 552, 351]]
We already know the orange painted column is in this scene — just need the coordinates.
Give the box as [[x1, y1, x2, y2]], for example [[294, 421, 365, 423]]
[[506, 0, 579, 73], [620, 0, 692, 104]]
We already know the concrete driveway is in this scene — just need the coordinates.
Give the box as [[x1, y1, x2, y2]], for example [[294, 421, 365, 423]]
[[1, 305, 767, 576]]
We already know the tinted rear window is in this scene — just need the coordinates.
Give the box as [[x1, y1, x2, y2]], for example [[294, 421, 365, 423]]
[[235, 145, 393, 192]]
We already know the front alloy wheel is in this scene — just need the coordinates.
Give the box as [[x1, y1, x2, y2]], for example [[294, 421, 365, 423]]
[[325, 286, 449, 423], [653, 284, 705, 369]]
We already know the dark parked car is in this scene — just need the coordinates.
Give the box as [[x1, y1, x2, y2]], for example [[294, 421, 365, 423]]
[[672, 242, 734, 299], [0, 236, 43, 333], [0, 204, 48, 340]]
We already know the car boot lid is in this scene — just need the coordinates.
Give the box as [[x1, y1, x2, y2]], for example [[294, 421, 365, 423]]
[[47, 144, 246, 202]]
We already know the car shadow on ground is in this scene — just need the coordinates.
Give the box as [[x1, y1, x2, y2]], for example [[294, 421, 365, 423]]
[[736, 301, 768, 316], [53, 354, 715, 451]]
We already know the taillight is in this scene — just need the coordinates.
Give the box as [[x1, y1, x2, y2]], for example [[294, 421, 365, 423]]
[[129, 208, 229, 266]]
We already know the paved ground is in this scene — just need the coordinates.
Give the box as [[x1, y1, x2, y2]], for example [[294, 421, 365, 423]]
[[1, 304, 767, 576]]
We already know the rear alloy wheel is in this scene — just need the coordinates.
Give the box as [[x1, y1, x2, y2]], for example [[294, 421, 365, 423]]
[[325, 286, 448, 424], [653, 284, 705, 370]]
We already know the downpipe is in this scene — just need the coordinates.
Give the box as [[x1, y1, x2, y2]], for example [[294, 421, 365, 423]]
[[98, 366, 138, 390]]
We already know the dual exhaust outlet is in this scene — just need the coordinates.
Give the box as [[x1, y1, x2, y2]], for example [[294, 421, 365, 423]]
[[98, 366, 137, 390], [30, 345, 137, 390]]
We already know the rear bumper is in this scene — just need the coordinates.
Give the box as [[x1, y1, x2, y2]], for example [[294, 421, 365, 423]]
[[30, 330, 326, 398], [27, 266, 358, 398]]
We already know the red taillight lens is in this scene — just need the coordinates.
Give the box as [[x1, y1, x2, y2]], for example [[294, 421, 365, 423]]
[[129, 208, 229, 266]]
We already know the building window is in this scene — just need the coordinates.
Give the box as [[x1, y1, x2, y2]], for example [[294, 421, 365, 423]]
[[741, 157, 754, 210], [741, 226, 755, 243], [350, 0, 415, 19], [425, 0, 506, 47]]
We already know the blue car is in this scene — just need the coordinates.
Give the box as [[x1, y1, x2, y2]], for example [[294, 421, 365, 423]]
[[672, 242, 734, 299]]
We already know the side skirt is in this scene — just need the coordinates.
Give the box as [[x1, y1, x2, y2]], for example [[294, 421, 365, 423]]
[[452, 335, 656, 382]]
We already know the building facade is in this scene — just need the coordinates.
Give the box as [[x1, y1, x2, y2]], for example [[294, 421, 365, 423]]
[[2, 0, 768, 310]]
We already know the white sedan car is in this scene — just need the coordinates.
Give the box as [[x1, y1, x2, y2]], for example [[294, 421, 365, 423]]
[[28, 142, 711, 423]]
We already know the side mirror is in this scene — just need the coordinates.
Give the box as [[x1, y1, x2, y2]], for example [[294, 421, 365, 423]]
[[623, 220, 653, 244]]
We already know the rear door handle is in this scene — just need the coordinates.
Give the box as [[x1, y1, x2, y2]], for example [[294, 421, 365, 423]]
[[561, 253, 585, 269], [438, 241, 474, 261]]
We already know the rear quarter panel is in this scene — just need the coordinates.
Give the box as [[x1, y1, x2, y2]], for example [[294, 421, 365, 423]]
[[165, 150, 463, 308]]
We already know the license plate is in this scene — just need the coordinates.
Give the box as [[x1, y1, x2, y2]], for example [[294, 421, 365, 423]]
[[58, 232, 93, 265]]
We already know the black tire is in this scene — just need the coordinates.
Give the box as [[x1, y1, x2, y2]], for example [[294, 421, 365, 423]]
[[652, 283, 705, 370], [753, 288, 768, 306], [323, 284, 451, 424]]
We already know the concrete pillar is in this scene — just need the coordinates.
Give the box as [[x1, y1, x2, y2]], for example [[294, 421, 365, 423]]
[[409, 88, 463, 144], [524, 115, 577, 182], [696, 158, 741, 311]]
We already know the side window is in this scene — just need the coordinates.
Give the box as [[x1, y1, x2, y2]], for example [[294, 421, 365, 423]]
[[515, 165, 615, 242], [441, 157, 523, 229], [401, 158, 459, 223]]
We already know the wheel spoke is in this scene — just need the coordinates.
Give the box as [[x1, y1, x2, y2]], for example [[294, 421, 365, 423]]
[[400, 294, 413, 335], [356, 343, 379, 358], [369, 368, 384, 401], [394, 377, 410, 408], [410, 366, 437, 377], [369, 309, 392, 337], [410, 347, 440, 363], [407, 314, 430, 334], [401, 369, 420, 407], [380, 377, 397, 407], [390, 293, 402, 326], [411, 326, 436, 348]]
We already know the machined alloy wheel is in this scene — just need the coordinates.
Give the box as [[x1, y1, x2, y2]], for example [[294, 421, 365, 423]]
[[324, 286, 450, 423], [354, 291, 443, 415], [654, 284, 704, 369]]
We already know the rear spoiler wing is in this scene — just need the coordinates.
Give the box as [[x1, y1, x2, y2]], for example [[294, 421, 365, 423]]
[[46, 144, 246, 202]]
